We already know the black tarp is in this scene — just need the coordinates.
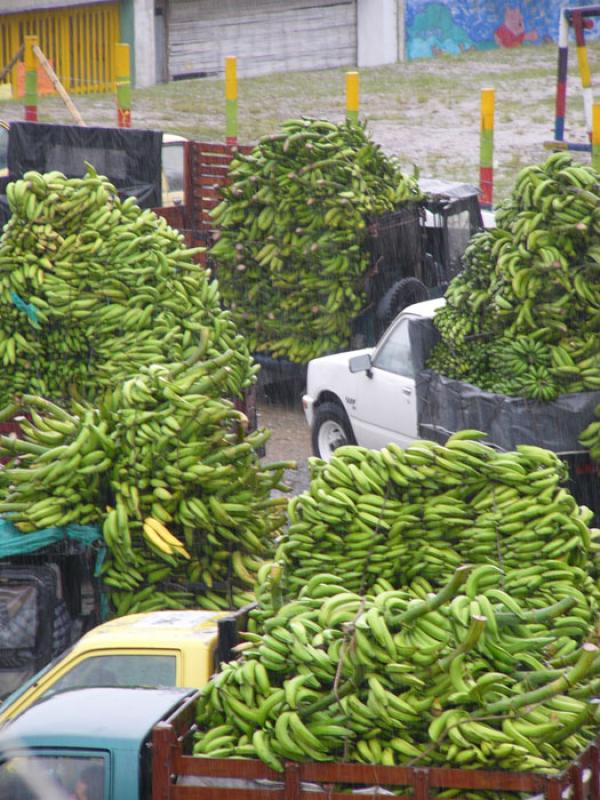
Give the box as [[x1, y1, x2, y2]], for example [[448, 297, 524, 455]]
[[363, 203, 423, 299], [6, 121, 162, 208], [404, 312, 600, 452], [417, 369, 600, 454]]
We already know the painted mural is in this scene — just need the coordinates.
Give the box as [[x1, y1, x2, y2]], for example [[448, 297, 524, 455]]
[[406, 0, 600, 60]]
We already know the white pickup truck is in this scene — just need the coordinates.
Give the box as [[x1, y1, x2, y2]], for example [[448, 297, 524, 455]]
[[303, 298, 444, 459], [302, 298, 600, 521]]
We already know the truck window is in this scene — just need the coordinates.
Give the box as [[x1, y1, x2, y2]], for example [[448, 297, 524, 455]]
[[0, 753, 105, 800], [446, 209, 471, 272], [43, 653, 177, 699], [372, 318, 415, 378], [162, 142, 184, 192]]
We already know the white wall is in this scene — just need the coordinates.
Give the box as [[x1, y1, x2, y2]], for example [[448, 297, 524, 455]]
[[357, 0, 398, 67], [133, 0, 156, 87]]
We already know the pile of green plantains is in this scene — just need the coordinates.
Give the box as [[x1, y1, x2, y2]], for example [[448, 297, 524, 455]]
[[193, 434, 600, 779], [0, 165, 255, 407], [210, 117, 421, 363], [0, 353, 291, 614], [429, 152, 600, 404], [194, 561, 600, 777], [268, 435, 599, 618]]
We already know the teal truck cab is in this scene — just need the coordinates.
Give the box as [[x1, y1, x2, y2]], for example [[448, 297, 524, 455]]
[[0, 686, 197, 799]]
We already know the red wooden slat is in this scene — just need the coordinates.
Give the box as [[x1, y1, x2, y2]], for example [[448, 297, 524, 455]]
[[195, 170, 230, 181], [200, 189, 225, 197], [173, 755, 280, 780], [570, 764, 585, 800], [284, 762, 300, 800], [545, 777, 564, 800], [154, 206, 186, 229], [171, 790, 282, 800], [198, 155, 236, 166]]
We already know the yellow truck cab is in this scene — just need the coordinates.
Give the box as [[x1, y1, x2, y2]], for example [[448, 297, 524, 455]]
[[0, 608, 239, 725]]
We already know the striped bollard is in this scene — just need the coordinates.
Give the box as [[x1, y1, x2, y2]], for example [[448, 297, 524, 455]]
[[593, 105, 600, 172], [554, 8, 569, 143], [346, 71, 359, 124], [479, 87, 495, 209], [115, 43, 132, 128], [24, 35, 38, 122], [225, 56, 238, 145]]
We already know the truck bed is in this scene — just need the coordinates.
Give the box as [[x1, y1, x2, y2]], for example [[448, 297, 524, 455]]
[[152, 695, 600, 800]]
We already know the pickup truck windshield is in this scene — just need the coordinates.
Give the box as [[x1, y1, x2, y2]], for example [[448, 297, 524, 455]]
[[0, 753, 105, 800], [45, 653, 177, 699]]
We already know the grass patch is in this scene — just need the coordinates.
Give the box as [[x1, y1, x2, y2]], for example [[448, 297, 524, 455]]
[[0, 41, 598, 202]]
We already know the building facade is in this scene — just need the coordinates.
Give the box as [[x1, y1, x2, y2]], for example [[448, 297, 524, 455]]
[[0, 1, 593, 91]]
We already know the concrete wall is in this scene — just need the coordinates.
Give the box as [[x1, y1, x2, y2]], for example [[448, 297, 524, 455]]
[[357, 0, 398, 68], [132, 0, 155, 87]]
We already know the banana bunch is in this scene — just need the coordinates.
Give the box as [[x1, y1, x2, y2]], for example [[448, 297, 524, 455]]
[[209, 117, 421, 363], [194, 564, 600, 779], [0, 352, 292, 615], [429, 152, 600, 406], [0, 165, 256, 408], [251, 433, 600, 636], [579, 404, 600, 466]]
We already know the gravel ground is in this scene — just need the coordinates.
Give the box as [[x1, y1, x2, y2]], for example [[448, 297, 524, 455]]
[[257, 386, 313, 497]]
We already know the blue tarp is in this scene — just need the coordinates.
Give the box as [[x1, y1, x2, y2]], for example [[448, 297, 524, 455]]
[[0, 519, 103, 560]]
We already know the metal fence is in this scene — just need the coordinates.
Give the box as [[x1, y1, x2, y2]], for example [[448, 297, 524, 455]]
[[0, 2, 119, 95]]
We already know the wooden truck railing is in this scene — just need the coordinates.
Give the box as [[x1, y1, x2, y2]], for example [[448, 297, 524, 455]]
[[152, 693, 600, 800], [154, 141, 253, 264]]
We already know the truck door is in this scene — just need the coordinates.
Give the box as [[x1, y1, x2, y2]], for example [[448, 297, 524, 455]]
[[350, 316, 419, 449]]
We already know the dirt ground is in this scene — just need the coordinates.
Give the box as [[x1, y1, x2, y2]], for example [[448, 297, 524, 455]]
[[257, 387, 313, 496], [1, 43, 597, 199]]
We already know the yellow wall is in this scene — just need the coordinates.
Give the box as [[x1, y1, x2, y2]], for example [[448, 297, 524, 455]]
[[0, 3, 120, 95]]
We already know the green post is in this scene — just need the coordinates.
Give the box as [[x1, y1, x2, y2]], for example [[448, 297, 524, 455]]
[[225, 56, 238, 145]]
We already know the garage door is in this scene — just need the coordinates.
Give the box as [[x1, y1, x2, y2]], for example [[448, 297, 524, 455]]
[[168, 0, 357, 79]]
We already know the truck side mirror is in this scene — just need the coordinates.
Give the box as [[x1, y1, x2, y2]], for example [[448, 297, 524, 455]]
[[349, 353, 372, 375]]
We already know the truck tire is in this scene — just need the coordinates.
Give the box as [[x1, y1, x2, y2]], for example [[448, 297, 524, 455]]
[[312, 402, 356, 461], [376, 278, 429, 331]]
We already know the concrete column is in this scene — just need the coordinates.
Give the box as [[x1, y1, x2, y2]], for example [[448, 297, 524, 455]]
[[133, 0, 156, 87], [357, 0, 398, 68]]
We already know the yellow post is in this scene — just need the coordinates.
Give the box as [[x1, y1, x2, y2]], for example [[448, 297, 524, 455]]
[[115, 42, 131, 128], [225, 55, 238, 145], [346, 71, 359, 124], [24, 35, 38, 121], [480, 87, 495, 208]]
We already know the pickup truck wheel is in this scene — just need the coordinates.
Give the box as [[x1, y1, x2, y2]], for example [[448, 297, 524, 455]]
[[312, 402, 356, 460], [376, 277, 429, 330]]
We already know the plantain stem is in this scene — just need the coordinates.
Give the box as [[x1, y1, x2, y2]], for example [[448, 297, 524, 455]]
[[391, 565, 471, 626], [495, 595, 577, 627], [486, 643, 598, 714]]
